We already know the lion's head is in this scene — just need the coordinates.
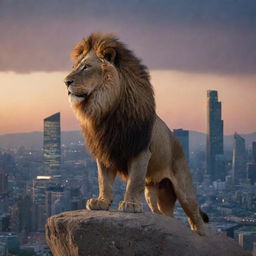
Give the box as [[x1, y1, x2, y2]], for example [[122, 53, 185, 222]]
[[64, 34, 121, 119], [65, 33, 156, 172]]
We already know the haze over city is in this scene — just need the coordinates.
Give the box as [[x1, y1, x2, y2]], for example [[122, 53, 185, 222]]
[[0, 0, 255, 135]]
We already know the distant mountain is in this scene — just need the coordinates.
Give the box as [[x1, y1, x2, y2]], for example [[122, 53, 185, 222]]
[[0, 131, 43, 149], [0, 130, 255, 152]]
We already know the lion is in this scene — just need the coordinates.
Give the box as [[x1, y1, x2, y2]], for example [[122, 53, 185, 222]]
[[64, 33, 208, 235]]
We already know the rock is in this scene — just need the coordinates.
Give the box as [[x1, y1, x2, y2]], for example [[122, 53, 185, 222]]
[[45, 210, 251, 256]]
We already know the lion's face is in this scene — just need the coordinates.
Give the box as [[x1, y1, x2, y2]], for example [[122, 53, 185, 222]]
[[64, 46, 121, 119], [64, 50, 104, 104]]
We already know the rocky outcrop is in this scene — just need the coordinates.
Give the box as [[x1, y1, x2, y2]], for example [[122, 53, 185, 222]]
[[46, 210, 251, 256]]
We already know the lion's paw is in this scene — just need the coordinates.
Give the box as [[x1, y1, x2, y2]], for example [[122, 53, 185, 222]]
[[86, 198, 111, 211], [118, 200, 143, 213]]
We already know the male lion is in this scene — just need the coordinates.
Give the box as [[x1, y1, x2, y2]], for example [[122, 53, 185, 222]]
[[64, 33, 208, 235]]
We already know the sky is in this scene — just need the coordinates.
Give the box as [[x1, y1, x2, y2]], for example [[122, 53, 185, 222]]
[[0, 0, 255, 135]]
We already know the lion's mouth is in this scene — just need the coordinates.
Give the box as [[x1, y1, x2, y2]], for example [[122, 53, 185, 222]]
[[68, 91, 89, 99]]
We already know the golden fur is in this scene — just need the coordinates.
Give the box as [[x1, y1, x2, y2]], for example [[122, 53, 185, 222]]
[[68, 33, 155, 173], [65, 33, 208, 235]]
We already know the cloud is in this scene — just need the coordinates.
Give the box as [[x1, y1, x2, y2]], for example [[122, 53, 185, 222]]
[[0, 0, 256, 74]]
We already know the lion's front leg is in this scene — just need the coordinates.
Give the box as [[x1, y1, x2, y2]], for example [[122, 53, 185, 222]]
[[86, 160, 116, 211], [118, 149, 151, 213]]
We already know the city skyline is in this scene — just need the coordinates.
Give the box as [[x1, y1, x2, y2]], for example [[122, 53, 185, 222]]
[[1, 101, 256, 254]]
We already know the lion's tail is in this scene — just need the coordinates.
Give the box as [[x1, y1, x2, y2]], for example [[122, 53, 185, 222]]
[[200, 208, 209, 223]]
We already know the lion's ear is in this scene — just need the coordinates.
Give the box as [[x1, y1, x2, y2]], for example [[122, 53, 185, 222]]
[[71, 43, 84, 61], [103, 48, 116, 63]]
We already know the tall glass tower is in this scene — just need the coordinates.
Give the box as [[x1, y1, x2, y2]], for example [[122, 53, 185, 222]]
[[232, 133, 247, 184], [43, 113, 61, 175], [206, 90, 224, 181], [252, 141, 256, 163]]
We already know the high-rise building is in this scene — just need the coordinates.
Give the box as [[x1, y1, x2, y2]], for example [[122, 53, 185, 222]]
[[0, 242, 8, 256], [43, 112, 61, 175], [247, 163, 256, 185], [32, 176, 62, 231], [232, 133, 247, 185], [247, 141, 256, 186], [238, 232, 256, 251], [32, 176, 52, 231], [0, 173, 8, 214], [215, 154, 226, 181], [0, 173, 8, 194], [45, 187, 65, 217], [252, 141, 256, 163], [173, 129, 189, 163], [206, 90, 224, 181]]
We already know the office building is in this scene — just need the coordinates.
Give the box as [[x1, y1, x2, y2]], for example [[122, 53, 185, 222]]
[[45, 186, 65, 217], [43, 112, 61, 175], [173, 129, 189, 163], [247, 163, 256, 185], [0, 173, 8, 214], [0, 242, 8, 256], [232, 133, 247, 185], [206, 90, 224, 181], [32, 176, 52, 231], [215, 154, 226, 181], [238, 232, 256, 251], [0, 173, 8, 194], [32, 175, 63, 231], [252, 141, 256, 163]]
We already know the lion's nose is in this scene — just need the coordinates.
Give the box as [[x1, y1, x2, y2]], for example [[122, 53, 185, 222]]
[[64, 79, 74, 87]]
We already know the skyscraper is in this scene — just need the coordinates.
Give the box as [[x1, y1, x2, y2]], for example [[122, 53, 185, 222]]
[[43, 112, 61, 175], [252, 141, 256, 163], [206, 90, 224, 181], [32, 175, 63, 231], [247, 163, 256, 185], [0, 161, 9, 214], [0, 173, 8, 194], [247, 141, 256, 185], [232, 133, 247, 185], [32, 176, 53, 231], [173, 129, 189, 163]]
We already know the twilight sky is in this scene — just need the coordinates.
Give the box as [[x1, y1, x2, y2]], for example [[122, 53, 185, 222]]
[[0, 0, 255, 134]]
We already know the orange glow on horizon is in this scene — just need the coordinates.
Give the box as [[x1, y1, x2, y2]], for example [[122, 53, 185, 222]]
[[0, 71, 255, 135]]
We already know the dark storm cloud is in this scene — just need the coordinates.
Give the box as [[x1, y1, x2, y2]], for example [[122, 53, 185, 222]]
[[0, 0, 256, 74]]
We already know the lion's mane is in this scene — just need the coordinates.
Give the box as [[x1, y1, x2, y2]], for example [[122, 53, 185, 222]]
[[72, 33, 156, 174]]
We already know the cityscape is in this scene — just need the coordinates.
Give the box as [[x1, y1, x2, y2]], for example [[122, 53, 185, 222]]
[[0, 89, 255, 255]]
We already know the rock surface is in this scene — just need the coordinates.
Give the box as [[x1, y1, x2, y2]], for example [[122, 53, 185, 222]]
[[46, 210, 251, 256]]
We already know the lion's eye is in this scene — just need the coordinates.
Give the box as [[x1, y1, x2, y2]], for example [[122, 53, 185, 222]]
[[82, 65, 88, 71]]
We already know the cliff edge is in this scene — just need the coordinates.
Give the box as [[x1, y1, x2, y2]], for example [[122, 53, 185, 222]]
[[45, 210, 251, 256]]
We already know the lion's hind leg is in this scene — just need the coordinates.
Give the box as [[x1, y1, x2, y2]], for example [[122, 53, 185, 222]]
[[172, 157, 206, 235], [145, 179, 176, 216], [157, 178, 177, 217], [144, 184, 161, 214]]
